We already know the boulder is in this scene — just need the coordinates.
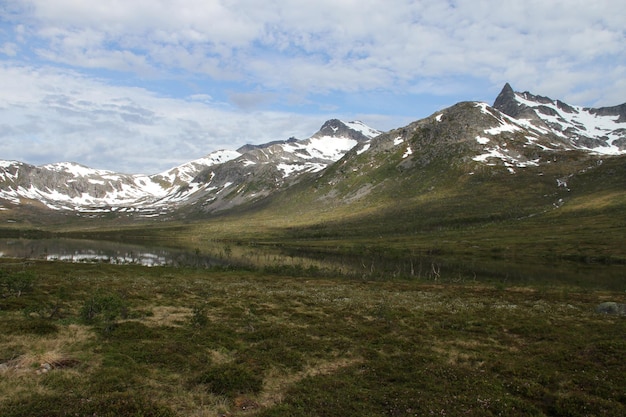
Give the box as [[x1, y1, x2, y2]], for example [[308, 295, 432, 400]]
[[596, 302, 626, 316]]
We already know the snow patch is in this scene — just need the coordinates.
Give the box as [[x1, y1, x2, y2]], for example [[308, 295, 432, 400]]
[[0, 160, 20, 168], [277, 163, 309, 177], [484, 123, 521, 135], [513, 92, 626, 154], [356, 143, 371, 155], [472, 146, 540, 168], [342, 120, 382, 138], [282, 135, 359, 162]]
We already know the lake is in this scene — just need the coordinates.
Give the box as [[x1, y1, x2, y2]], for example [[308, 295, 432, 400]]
[[0, 238, 225, 267], [0, 237, 623, 290]]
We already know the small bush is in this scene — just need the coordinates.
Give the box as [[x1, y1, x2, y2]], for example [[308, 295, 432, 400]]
[[0, 270, 36, 297], [189, 304, 209, 327], [80, 292, 128, 331]]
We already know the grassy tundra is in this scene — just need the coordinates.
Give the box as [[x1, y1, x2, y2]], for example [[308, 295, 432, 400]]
[[1, 257, 624, 416]]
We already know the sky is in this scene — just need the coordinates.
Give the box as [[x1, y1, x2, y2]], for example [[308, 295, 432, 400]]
[[1, 0, 625, 174]]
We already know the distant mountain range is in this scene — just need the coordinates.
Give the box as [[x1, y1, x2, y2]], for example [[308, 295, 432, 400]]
[[1, 84, 624, 219], [0, 119, 379, 216]]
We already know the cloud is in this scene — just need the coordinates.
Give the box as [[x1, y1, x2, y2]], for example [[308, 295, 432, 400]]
[[0, 42, 18, 56], [0, 63, 330, 174], [7, 0, 622, 100]]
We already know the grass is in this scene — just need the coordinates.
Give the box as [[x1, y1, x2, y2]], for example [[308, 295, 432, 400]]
[[1, 259, 624, 416]]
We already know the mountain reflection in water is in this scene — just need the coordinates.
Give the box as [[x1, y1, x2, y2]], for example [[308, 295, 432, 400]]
[[0, 238, 223, 267]]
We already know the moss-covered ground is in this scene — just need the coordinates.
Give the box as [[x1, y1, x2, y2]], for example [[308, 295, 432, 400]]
[[1, 259, 624, 416]]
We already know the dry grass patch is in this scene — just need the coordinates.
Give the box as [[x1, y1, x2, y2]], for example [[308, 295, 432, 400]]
[[142, 305, 193, 327], [0, 324, 92, 405], [1, 324, 92, 371], [430, 339, 488, 367], [257, 356, 363, 409]]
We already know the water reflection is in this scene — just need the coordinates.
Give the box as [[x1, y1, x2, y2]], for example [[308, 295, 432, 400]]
[[0, 238, 224, 267], [1, 237, 623, 290]]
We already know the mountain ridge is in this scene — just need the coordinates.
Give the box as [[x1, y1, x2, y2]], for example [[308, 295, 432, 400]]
[[0, 119, 380, 215], [1, 85, 625, 221]]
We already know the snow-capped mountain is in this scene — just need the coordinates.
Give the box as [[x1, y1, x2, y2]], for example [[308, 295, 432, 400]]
[[366, 83, 625, 175], [0, 120, 380, 215], [1, 85, 624, 219], [299, 87, 625, 218], [493, 83, 626, 154], [0, 152, 239, 214], [173, 119, 381, 213]]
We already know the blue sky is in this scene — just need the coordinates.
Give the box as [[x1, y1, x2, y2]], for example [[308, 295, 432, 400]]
[[1, 0, 625, 174]]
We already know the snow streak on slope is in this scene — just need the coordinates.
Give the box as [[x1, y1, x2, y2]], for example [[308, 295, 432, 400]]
[[283, 136, 359, 162], [472, 102, 552, 169], [343, 120, 382, 138]]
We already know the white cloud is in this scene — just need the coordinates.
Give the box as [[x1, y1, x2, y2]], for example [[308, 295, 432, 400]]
[[0, 63, 331, 174], [9, 0, 622, 97], [0, 42, 19, 56]]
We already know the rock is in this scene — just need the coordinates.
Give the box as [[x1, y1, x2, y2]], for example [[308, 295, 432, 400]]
[[596, 302, 626, 316]]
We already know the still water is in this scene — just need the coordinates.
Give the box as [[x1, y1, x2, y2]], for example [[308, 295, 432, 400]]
[[1, 237, 623, 290], [0, 238, 225, 267]]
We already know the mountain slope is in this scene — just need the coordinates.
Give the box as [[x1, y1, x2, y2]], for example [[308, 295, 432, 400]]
[[233, 87, 626, 242], [184, 119, 381, 213], [0, 152, 240, 216]]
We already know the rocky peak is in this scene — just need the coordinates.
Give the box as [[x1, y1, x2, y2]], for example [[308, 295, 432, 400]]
[[492, 83, 515, 109], [312, 119, 374, 142], [492, 83, 626, 154], [493, 83, 536, 120]]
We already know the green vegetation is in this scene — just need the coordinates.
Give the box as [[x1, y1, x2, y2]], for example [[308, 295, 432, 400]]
[[0, 259, 624, 416]]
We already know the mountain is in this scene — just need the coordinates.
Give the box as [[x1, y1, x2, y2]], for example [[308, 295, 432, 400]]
[[0, 152, 240, 216], [159, 119, 381, 214], [242, 94, 624, 250], [493, 83, 626, 154], [0, 120, 380, 217], [1, 85, 624, 224]]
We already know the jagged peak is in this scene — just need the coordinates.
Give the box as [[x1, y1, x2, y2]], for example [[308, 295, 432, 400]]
[[492, 83, 527, 118]]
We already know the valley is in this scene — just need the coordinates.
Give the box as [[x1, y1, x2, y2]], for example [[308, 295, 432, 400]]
[[1, 84, 625, 416]]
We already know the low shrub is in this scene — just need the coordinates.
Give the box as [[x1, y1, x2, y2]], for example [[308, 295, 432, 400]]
[[80, 291, 128, 332], [0, 270, 36, 297], [2, 392, 175, 417]]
